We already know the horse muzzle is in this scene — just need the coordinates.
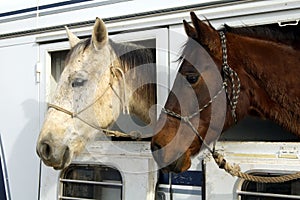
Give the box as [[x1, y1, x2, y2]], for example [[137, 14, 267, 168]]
[[37, 139, 72, 170], [151, 142, 191, 173]]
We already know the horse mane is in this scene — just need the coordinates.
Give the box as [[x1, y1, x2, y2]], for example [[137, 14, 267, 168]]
[[179, 22, 300, 63], [109, 39, 154, 72], [224, 23, 300, 49], [109, 39, 156, 106]]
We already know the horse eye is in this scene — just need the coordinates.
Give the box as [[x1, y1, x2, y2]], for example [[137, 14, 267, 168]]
[[71, 78, 87, 88], [186, 74, 199, 84]]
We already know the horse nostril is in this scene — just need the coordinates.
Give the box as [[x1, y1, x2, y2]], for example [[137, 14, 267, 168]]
[[39, 142, 52, 160]]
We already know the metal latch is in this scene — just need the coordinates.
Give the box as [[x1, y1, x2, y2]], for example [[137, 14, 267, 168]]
[[278, 146, 299, 159], [278, 20, 299, 27], [36, 62, 41, 83]]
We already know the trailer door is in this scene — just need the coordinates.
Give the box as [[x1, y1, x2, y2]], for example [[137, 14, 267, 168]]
[[0, 38, 40, 200]]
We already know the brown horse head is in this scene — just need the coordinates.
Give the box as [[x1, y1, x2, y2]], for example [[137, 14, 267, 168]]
[[151, 12, 300, 173], [152, 12, 228, 173]]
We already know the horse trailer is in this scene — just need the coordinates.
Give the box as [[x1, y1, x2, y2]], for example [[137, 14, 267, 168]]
[[0, 0, 300, 199]]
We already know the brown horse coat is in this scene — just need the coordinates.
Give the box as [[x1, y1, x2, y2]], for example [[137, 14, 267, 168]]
[[151, 12, 300, 173]]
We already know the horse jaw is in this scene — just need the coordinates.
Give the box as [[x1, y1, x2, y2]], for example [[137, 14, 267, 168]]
[[160, 152, 192, 173]]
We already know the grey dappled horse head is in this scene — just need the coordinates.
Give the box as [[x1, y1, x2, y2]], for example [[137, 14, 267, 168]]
[[37, 18, 156, 169]]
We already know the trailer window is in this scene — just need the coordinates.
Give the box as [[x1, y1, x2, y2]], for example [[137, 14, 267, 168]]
[[51, 51, 68, 82], [238, 172, 300, 199], [49, 50, 68, 98], [59, 165, 123, 200]]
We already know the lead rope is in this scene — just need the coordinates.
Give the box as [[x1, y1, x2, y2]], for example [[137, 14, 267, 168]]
[[163, 31, 300, 183], [213, 152, 300, 183], [214, 32, 300, 183], [48, 104, 138, 139], [110, 66, 130, 114], [219, 31, 240, 123]]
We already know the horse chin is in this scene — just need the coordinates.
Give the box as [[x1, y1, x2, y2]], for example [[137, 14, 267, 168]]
[[53, 160, 71, 170], [161, 153, 191, 173], [55, 148, 73, 170], [42, 158, 70, 170]]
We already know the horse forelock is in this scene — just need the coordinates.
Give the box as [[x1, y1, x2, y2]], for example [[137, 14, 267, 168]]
[[179, 38, 203, 63], [65, 38, 91, 65]]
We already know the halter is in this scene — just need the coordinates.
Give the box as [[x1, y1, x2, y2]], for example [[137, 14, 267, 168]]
[[163, 30, 300, 185], [47, 65, 139, 139], [162, 31, 241, 153]]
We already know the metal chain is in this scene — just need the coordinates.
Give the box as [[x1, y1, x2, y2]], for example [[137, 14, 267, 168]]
[[163, 31, 300, 183], [162, 81, 226, 122], [162, 82, 227, 153]]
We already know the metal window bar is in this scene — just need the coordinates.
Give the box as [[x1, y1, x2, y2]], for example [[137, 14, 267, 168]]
[[60, 178, 122, 187], [237, 190, 300, 199], [59, 195, 98, 200]]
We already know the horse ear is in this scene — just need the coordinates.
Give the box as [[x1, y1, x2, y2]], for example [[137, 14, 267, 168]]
[[190, 12, 219, 52], [92, 17, 108, 50], [65, 26, 80, 48], [183, 20, 197, 39]]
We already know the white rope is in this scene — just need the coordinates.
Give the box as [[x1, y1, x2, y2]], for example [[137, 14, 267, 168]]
[[111, 66, 130, 114]]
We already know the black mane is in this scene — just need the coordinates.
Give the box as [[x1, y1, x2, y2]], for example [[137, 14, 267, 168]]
[[224, 23, 300, 49], [179, 22, 300, 65]]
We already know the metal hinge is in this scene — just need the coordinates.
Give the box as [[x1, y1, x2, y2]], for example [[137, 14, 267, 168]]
[[36, 62, 41, 83]]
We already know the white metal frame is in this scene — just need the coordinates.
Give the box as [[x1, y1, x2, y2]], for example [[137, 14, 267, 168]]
[[59, 164, 124, 200], [204, 142, 300, 200], [0, 1, 298, 199]]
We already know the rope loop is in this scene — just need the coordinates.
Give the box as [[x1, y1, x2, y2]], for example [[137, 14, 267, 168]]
[[212, 151, 300, 183]]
